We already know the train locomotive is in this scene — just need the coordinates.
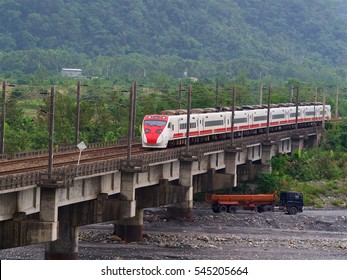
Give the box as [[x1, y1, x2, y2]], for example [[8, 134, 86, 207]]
[[141, 103, 331, 149]]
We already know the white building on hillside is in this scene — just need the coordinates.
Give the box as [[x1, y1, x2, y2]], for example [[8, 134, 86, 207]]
[[61, 68, 83, 77]]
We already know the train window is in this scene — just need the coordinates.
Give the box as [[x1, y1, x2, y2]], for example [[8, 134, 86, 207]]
[[205, 120, 223, 127], [234, 118, 247, 124], [306, 111, 315, 116], [144, 120, 167, 126], [180, 123, 197, 129], [168, 122, 171, 128], [290, 113, 297, 118], [254, 116, 267, 122], [272, 114, 285, 119]]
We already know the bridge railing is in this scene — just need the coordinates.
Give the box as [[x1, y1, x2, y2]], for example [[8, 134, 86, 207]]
[[0, 172, 40, 191], [72, 158, 120, 178], [7, 138, 142, 160]]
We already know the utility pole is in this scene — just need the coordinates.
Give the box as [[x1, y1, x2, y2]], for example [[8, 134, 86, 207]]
[[75, 81, 81, 145], [295, 86, 299, 131], [48, 86, 55, 177], [335, 85, 339, 119], [127, 85, 134, 161], [266, 85, 271, 139], [259, 74, 263, 106], [313, 88, 317, 128], [178, 81, 182, 109], [290, 86, 294, 103], [132, 81, 137, 138], [0, 81, 6, 154], [216, 81, 219, 108], [322, 87, 326, 129], [185, 85, 191, 152], [230, 85, 236, 146]]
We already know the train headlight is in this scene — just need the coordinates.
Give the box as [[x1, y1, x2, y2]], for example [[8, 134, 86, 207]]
[[156, 129, 163, 133], [145, 128, 151, 133]]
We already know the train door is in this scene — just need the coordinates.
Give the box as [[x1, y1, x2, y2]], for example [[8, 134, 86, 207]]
[[177, 117, 184, 139], [197, 115, 201, 136], [249, 112, 253, 126], [167, 116, 176, 138], [325, 105, 331, 120], [269, 109, 273, 127], [315, 105, 320, 121], [303, 107, 307, 122], [285, 109, 290, 123]]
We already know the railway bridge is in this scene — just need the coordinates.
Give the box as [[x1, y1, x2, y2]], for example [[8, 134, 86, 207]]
[[0, 126, 322, 259]]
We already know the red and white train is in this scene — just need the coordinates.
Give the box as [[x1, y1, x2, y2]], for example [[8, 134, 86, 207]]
[[142, 103, 331, 148]]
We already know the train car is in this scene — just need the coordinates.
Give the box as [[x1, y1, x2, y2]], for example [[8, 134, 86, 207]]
[[141, 103, 331, 149]]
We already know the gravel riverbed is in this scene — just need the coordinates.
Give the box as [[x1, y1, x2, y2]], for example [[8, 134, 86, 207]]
[[1, 205, 347, 260]]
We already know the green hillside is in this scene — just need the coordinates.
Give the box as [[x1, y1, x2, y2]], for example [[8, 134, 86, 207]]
[[0, 0, 346, 81]]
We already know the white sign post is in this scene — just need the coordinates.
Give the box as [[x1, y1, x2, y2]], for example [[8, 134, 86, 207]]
[[77, 141, 87, 165]]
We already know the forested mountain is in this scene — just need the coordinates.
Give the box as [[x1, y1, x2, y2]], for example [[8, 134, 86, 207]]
[[0, 0, 346, 81]]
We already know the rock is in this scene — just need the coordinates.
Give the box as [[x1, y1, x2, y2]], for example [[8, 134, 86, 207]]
[[109, 235, 121, 242], [197, 235, 210, 242]]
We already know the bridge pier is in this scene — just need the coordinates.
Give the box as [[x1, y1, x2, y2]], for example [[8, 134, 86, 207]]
[[113, 209, 143, 242], [43, 193, 131, 259], [260, 140, 276, 174], [0, 187, 61, 250], [40, 187, 58, 223], [225, 146, 242, 187], [0, 212, 27, 249], [292, 134, 305, 152], [112, 171, 138, 242], [167, 156, 194, 220], [306, 133, 320, 148], [44, 206, 79, 260]]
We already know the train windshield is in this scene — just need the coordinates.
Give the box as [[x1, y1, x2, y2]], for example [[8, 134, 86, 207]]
[[144, 120, 167, 127]]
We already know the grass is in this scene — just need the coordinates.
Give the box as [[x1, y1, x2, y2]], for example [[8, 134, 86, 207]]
[[284, 180, 347, 208], [18, 99, 45, 117]]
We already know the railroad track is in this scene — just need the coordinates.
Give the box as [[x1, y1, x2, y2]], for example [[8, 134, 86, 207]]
[[0, 143, 147, 176]]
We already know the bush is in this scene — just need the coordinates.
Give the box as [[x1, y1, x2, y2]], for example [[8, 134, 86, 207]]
[[256, 173, 282, 194]]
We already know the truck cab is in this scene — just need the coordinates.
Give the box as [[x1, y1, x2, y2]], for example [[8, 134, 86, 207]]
[[279, 191, 303, 215]]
